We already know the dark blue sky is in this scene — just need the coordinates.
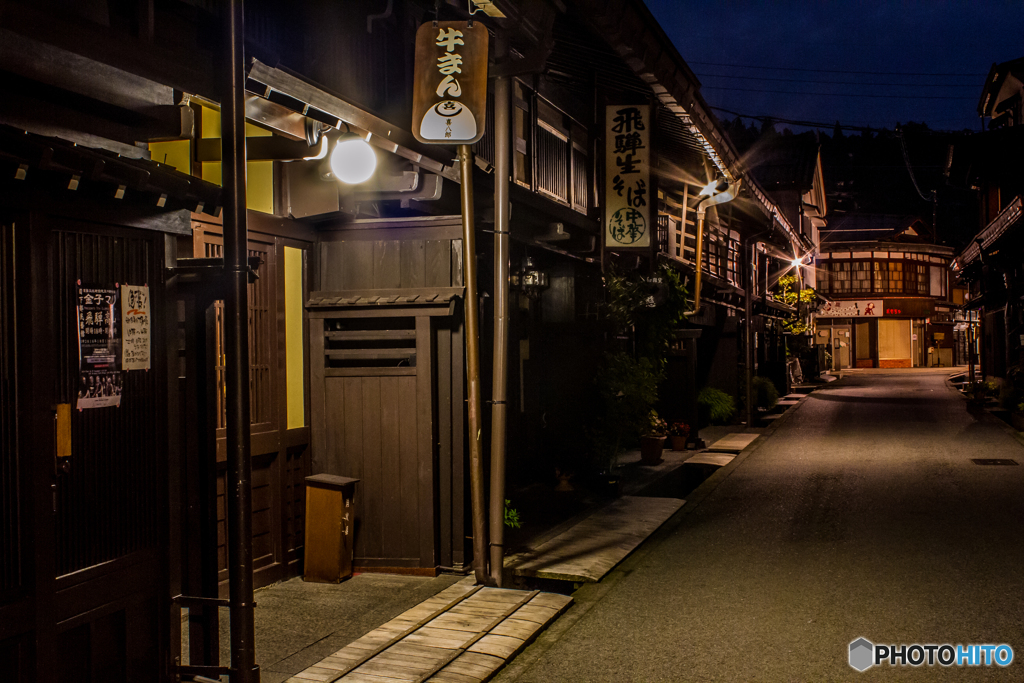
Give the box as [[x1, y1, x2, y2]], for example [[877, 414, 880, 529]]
[[644, 1, 1023, 133]]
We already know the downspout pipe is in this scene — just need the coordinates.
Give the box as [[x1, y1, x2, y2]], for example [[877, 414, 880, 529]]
[[488, 34, 511, 588], [221, 1, 258, 681], [683, 179, 742, 317]]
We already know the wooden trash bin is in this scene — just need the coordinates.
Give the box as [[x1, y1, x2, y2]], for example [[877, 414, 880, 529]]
[[303, 474, 359, 583]]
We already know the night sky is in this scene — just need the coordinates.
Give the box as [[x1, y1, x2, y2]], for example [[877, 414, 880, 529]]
[[644, 1, 1023, 134]]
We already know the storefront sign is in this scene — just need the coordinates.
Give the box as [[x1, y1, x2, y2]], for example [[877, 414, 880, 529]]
[[121, 284, 150, 371], [412, 21, 488, 144], [605, 104, 651, 249], [816, 299, 883, 318], [76, 283, 122, 409], [882, 298, 934, 318]]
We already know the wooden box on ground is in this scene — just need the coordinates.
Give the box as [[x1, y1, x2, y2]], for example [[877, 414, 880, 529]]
[[304, 474, 359, 583]]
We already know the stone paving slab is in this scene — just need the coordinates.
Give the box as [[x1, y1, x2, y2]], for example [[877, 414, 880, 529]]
[[705, 433, 759, 453], [285, 582, 571, 683], [683, 453, 736, 467], [506, 496, 685, 583]]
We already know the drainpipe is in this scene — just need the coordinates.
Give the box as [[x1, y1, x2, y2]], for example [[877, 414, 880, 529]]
[[683, 179, 742, 317], [458, 144, 490, 586], [488, 33, 511, 588], [221, 1, 258, 681]]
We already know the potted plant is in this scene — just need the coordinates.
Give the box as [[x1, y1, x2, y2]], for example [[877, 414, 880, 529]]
[[639, 410, 668, 464], [667, 420, 690, 451], [697, 386, 736, 427]]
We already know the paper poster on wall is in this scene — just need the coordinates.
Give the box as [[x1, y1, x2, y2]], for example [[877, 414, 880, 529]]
[[121, 284, 150, 371], [77, 283, 122, 409]]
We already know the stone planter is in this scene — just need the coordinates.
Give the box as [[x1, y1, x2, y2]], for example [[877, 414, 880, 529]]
[[639, 436, 666, 464]]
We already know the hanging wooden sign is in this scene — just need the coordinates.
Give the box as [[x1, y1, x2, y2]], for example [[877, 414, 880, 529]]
[[604, 104, 651, 249], [412, 21, 489, 145]]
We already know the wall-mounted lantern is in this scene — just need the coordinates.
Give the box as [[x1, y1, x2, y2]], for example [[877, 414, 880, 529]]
[[323, 129, 377, 185], [510, 256, 548, 299]]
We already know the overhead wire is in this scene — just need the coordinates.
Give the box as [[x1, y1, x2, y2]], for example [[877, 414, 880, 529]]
[[701, 86, 975, 100], [696, 72, 980, 88], [687, 61, 986, 77]]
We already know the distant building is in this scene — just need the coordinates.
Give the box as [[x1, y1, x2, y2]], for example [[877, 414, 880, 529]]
[[813, 213, 957, 368]]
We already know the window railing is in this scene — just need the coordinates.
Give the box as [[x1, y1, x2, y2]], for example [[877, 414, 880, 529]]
[[477, 81, 590, 214]]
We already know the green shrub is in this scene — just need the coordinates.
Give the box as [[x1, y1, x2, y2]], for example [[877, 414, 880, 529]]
[[751, 376, 780, 411], [697, 386, 736, 425]]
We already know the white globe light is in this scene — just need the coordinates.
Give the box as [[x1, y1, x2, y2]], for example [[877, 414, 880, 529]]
[[329, 136, 376, 184]]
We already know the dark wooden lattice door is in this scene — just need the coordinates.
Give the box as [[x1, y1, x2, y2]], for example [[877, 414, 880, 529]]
[[0, 216, 170, 683]]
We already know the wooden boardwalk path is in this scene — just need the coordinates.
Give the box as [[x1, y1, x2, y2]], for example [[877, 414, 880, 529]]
[[286, 581, 571, 683]]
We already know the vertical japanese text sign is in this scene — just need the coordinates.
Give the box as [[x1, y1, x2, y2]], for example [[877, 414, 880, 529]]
[[604, 105, 651, 249], [412, 21, 488, 145]]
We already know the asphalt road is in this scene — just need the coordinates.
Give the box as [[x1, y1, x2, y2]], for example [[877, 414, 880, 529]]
[[497, 368, 1024, 682]]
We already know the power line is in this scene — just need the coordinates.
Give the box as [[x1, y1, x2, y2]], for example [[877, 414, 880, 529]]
[[702, 86, 975, 100], [688, 61, 986, 77], [696, 72, 980, 89], [709, 106, 901, 133]]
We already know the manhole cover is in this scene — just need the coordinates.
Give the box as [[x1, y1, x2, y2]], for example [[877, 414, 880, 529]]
[[971, 459, 1019, 466]]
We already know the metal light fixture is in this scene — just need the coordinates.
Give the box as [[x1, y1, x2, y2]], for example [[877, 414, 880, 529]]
[[510, 256, 548, 299]]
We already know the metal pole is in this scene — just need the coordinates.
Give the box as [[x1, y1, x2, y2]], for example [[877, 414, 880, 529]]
[[488, 34, 511, 587], [222, 1, 258, 680], [458, 144, 489, 585], [744, 241, 755, 428]]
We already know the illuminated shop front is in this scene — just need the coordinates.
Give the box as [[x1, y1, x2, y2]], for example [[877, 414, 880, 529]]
[[811, 217, 959, 368]]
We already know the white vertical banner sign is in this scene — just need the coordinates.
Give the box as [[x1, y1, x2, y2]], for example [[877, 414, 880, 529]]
[[605, 104, 651, 249], [121, 284, 151, 371]]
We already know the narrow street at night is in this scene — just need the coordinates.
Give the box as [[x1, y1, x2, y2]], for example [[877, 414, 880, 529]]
[[498, 369, 1024, 681], [4, 2, 1023, 681]]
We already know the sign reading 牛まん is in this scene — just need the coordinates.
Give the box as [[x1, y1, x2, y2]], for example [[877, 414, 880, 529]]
[[605, 105, 651, 249], [412, 21, 488, 145]]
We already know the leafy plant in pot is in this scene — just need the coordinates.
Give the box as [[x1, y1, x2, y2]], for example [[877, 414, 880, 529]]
[[668, 420, 690, 451], [639, 410, 668, 464]]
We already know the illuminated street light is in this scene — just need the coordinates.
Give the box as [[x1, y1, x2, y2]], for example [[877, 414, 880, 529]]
[[328, 133, 377, 184]]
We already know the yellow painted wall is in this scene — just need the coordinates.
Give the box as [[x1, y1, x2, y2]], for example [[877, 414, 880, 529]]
[[148, 140, 191, 175], [284, 247, 305, 429], [199, 105, 275, 214]]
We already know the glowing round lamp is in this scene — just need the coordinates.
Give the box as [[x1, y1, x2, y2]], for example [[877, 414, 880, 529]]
[[329, 135, 376, 184], [791, 257, 803, 268]]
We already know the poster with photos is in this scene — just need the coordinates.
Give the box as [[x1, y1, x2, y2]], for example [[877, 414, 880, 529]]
[[76, 284, 122, 409]]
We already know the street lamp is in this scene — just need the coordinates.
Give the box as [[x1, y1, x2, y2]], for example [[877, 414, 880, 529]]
[[328, 132, 377, 184]]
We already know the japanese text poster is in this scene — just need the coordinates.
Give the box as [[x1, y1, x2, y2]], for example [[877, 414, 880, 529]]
[[605, 104, 651, 249], [121, 284, 150, 370], [76, 284, 122, 409]]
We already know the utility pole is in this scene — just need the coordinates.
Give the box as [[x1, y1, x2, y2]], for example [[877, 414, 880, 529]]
[[458, 144, 490, 586]]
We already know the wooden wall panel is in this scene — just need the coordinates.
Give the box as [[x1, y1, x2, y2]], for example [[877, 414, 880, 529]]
[[399, 240, 426, 288]]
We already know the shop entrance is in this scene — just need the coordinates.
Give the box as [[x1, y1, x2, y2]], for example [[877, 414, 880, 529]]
[[878, 318, 912, 368]]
